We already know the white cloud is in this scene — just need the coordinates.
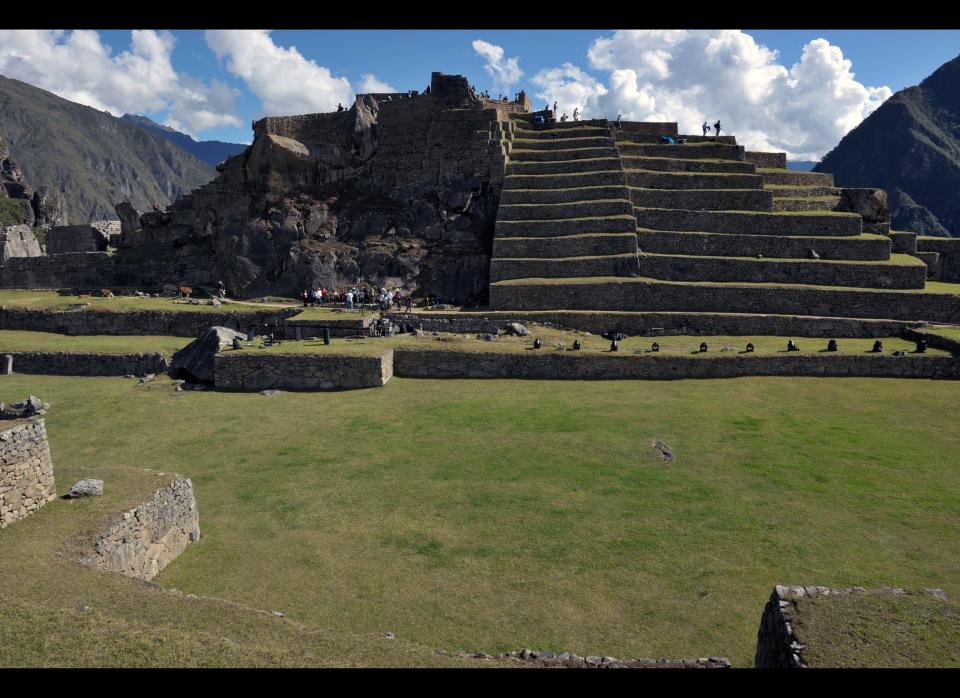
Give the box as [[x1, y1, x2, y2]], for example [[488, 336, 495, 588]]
[[358, 73, 397, 94], [472, 39, 523, 93], [0, 29, 242, 136], [205, 30, 352, 116], [532, 30, 892, 160]]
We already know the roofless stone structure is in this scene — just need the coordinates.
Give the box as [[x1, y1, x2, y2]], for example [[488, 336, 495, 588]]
[[1, 71, 959, 329]]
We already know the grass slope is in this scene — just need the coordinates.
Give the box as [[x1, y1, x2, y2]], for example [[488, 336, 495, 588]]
[[1, 373, 959, 666]]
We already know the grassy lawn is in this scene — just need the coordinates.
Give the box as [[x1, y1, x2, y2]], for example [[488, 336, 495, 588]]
[[1, 373, 959, 666], [926, 325, 960, 342], [0, 330, 191, 355], [793, 593, 960, 667], [0, 289, 284, 313]]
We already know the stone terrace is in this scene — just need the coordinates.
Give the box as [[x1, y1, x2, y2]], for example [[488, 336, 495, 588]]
[[489, 119, 960, 327]]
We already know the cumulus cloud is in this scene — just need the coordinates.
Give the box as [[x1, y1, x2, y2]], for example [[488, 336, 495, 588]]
[[205, 30, 352, 116], [532, 30, 892, 160], [0, 29, 242, 136], [472, 39, 523, 93], [357, 73, 397, 94]]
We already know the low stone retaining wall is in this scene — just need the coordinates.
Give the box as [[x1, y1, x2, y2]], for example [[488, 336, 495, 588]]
[[489, 278, 960, 324], [285, 315, 373, 338], [0, 418, 55, 528], [0, 306, 298, 337], [213, 350, 393, 390], [745, 151, 787, 168], [80, 478, 199, 581], [386, 311, 920, 338], [917, 237, 960, 282], [633, 208, 861, 236], [3, 351, 168, 376], [638, 230, 891, 261], [903, 328, 960, 355], [630, 188, 773, 212], [393, 349, 960, 380], [755, 585, 951, 668]]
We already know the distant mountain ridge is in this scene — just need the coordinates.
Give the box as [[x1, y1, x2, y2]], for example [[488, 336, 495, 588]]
[[121, 114, 247, 167], [0, 75, 216, 223], [787, 161, 818, 172], [816, 54, 960, 237]]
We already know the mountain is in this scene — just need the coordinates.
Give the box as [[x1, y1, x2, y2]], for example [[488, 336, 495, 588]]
[[121, 114, 247, 167], [787, 161, 818, 171], [0, 75, 216, 223], [815, 54, 960, 237]]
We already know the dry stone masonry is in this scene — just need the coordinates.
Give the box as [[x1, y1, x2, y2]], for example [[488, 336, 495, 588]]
[[81, 477, 200, 581], [0, 418, 55, 528]]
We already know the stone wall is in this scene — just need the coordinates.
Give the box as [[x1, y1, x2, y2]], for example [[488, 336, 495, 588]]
[[745, 151, 787, 168], [3, 351, 168, 376], [45, 225, 108, 255], [489, 278, 960, 323], [633, 209, 862, 236], [0, 418, 55, 528], [285, 315, 372, 337], [81, 478, 199, 581], [0, 306, 298, 337], [755, 585, 951, 668], [618, 122, 679, 136], [392, 349, 960, 381], [903, 328, 960, 355], [0, 252, 117, 288], [638, 230, 891, 261], [385, 311, 920, 338], [0, 225, 42, 263], [213, 350, 393, 390], [917, 236, 960, 282]]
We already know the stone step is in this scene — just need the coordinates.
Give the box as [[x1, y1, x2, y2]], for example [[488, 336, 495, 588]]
[[744, 152, 787, 168], [914, 251, 942, 279], [771, 196, 841, 212], [498, 199, 635, 221], [617, 134, 738, 145], [495, 215, 638, 238], [490, 254, 642, 282], [493, 232, 639, 258], [488, 277, 960, 323], [500, 185, 631, 205], [513, 126, 611, 140], [618, 142, 745, 161], [888, 230, 918, 254], [630, 188, 773, 212], [627, 170, 763, 190], [759, 169, 834, 187], [507, 158, 624, 175], [509, 146, 618, 162], [621, 156, 757, 174], [634, 252, 927, 290], [638, 230, 891, 261], [633, 208, 862, 237], [511, 115, 608, 126], [863, 221, 891, 235], [764, 184, 839, 197], [511, 136, 614, 150], [504, 171, 628, 190]]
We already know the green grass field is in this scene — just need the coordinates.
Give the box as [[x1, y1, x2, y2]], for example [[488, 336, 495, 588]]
[[0, 330, 191, 355], [1, 373, 959, 666], [0, 290, 291, 314]]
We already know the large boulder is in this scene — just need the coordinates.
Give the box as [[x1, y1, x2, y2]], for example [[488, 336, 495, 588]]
[[170, 326, 246, 383], [115, 201, 142, 237], [31, 186, 68, 227], [835, 188, 890, 223]]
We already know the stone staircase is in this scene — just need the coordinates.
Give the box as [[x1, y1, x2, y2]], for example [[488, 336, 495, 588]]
[[489, 116, 640, 283], [488, 119, 960, 325]]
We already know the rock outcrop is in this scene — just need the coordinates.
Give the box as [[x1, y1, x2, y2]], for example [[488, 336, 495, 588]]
[[171, 326, 247, 383]]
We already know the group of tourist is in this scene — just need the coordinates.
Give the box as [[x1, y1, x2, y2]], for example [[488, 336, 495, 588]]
[[301, 286, 414, 313], [702, 120, 723, 136]]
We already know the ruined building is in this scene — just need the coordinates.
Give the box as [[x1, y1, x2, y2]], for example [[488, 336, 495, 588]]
[[2, 72, 960, 326]]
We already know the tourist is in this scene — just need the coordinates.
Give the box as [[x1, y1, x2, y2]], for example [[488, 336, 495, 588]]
[[217, 280, 226, 298], [346, 290, 354, 311], [573, 108, 579, 122], [553, 101, 558, 114], [703, 121, 709, 136], [560, 113, 568, 122], [405, 295, 412, 313], [337, 103, 344, 112], [714, 120, 722, 137], [616, 114, 622, 129]]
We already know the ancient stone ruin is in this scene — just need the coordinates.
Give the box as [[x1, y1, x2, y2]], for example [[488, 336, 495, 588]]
[[0, 409, 55, 528]]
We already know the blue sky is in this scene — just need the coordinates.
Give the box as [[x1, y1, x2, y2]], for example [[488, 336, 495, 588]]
[[2, 30, 959, 159]]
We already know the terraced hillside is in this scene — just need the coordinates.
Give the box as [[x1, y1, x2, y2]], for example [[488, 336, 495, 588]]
[[490, 117, 960, 326]]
